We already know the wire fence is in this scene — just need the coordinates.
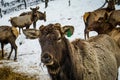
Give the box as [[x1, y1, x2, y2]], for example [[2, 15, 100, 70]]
[[0, 0, 41, 18]]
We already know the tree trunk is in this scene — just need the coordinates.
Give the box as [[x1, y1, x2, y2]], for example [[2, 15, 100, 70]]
[[98, 0, 108, 9], [45, 0, 49, 8], [116, 0, 120, 5], [1, 0, 4, 6], [41, 0, 45, 2], [23, 0, 27, 9], [0, 8, 2, 18], [68, 0, 71, 6]]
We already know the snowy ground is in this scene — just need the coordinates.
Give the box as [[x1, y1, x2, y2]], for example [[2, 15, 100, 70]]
[[0, 0, 120, 80]]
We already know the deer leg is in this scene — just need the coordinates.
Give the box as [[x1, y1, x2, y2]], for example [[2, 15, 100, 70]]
[[14, 45, 17, 60], [8, 40, 17, 61], [12, 42, 17, 61], [85, 29, 90, 40], [1, 43, 4, 58], [33, 22, 36, 29], [7, 46, 13, 60], [86, 32, 89, 39], [116, 71, 118, 80], [14, 44, 17, 61], [84, 29, 87, 40], [21, 28, 24, 33], [26, 25, 30, 29], [19, 28, 21, 34], [84, 32, 86, 40]]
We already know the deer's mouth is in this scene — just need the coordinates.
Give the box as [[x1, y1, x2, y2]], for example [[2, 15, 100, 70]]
[[48, 67, 60, 75], [46, 60, 60, 75]]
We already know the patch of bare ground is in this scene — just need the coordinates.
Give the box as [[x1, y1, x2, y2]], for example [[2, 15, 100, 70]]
[[0, 66, 38, 80]]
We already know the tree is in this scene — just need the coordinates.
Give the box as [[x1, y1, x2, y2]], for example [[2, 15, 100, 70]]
[[98, 0, 116, 9], [0, 8, 2, 18], [68, 0, 71, 6], [99, 0, 120, 9], [1, 0, 4, 6], [115, 0, 120, 5], [41, 0, 45, 2], [45, 0, 49, 8], [23, 0, 27, 9], [17, 0, 21, 2]]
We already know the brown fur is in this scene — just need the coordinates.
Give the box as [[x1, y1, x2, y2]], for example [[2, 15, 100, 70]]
[[83, 1, 115, 40], [85, 10, 120, 39], [10, 7, 39, 34], [83, 10, 108, 40], [38, 24, 119, 80], [70, 35, 119, 80], [101, 28, 120, 79], [0, 26, 19, 61], [108, 27, 120, 48], [85, 16, 115, 39], [19, 11, 46, 29], [107, 27, 120, 80], [11, 27, 19, 38], [108, 10, 120, 27]]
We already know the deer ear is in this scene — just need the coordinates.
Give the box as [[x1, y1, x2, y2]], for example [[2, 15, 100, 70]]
[[36, 6, 40, 10], [30, 7, 33, 10], [44, 11, 46, 15], [35, 6, 40, 10], [62, 25, 74, 37], [39, 25, 45, 31], [83, 12, 90, 23]]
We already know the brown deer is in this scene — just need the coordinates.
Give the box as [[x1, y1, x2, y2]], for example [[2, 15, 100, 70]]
[[9, 7, 39, 34], [85, 13, 115, 39], [85, 10, 120, 39], [19, 6, 46, 29], [83, 0, 115, 39], [23, 23, 120, 80], [0, 26, 19, 61]]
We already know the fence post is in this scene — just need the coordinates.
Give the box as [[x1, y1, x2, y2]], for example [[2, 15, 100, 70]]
[[45, 0, 49, 8], [0, 8, 2, 18], [23, 0, 27, 9]]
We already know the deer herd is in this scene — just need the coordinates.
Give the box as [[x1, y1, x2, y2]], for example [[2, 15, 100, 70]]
[[83, 1, 120, 40], [1, 1, 120, 80], [0, 6, 46, 61]]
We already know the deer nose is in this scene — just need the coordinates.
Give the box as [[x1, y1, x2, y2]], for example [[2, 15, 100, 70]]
[[41, 52, 52, 64]]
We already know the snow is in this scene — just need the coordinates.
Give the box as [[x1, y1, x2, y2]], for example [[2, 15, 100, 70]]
[[0, 0, 120, 80]]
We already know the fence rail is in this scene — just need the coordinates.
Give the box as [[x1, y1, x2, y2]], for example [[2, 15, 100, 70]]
[[0, 0, 41, 17]]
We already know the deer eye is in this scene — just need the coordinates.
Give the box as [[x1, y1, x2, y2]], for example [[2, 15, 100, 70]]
[[57, 37, 62, 43]]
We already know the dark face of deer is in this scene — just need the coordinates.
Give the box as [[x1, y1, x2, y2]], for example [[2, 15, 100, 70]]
[[87, 21, 101, 31], [86, 18, 105, 35], [30, 7, 39, 18], [40, 24, 67, 74], [88, 17, 108, 31]]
